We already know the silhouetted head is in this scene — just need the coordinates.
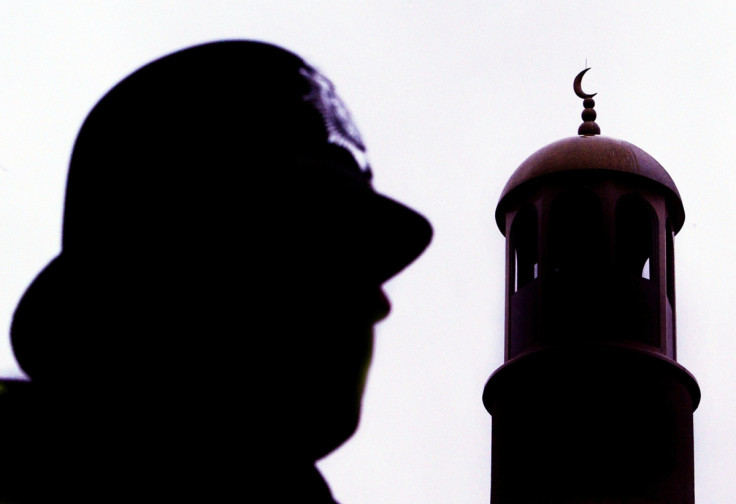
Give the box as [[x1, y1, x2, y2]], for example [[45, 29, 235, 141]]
[[11, 41, 432, 463]]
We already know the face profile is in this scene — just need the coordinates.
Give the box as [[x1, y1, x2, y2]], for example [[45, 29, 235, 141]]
[[7, 40, 432, 502]]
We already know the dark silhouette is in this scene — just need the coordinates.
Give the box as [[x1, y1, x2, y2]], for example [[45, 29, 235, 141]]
[[2, 40, 432, 503]]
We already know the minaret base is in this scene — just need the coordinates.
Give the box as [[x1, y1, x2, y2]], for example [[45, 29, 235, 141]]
[[483, 345, 700, 504]]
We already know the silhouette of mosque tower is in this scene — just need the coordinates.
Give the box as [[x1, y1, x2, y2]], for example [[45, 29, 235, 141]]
[[483, 69, 700, 504]]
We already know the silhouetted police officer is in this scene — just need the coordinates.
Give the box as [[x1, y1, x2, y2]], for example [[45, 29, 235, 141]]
[[6, 41, 431, 502]]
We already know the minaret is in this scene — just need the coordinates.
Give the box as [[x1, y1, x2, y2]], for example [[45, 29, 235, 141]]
[[483, 69, 700, 504]]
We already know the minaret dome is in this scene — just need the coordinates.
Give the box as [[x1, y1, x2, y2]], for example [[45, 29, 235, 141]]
[[496, 135, 685, 234]]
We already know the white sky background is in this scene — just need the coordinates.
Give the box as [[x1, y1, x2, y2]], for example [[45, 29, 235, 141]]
[[0, 1, 732, 502]]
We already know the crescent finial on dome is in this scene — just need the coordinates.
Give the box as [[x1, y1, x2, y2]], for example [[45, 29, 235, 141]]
[[575, 68, 600, 136]]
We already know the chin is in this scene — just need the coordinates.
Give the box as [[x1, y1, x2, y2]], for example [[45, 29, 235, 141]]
[[308, 402, 363, 462]]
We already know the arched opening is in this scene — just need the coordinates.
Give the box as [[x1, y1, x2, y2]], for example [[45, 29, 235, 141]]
[[616, 194, 657, 281], [511, 205, 538, 293], [613, 194, 660, 348], [507, 205, 539, 358], [666, 219, 675, 308], [666, 218, 676, 357]]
